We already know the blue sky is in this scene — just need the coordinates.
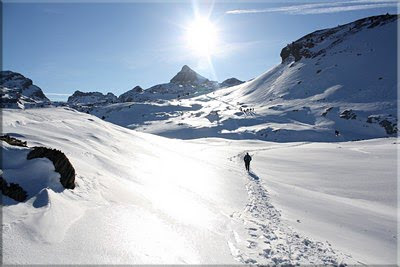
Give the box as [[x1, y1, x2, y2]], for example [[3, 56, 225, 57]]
[[3, 0, 398, 101]]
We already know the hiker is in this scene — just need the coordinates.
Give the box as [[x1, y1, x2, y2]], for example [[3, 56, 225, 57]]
[[244, 152, 252, 171]]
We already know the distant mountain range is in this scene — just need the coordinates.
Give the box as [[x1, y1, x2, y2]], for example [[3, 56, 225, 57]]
[[66, 65, 244, 106], [0, 65, 244, 109], [1, 14, 397, 141], [88, 14, 398, 141]]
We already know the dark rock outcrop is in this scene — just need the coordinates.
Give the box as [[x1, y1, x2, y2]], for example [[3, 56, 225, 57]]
[[170, 65, 209, 84], [0, 176, 28, 202], [118, 86, 144, 102], [27, 147, 76, 189], [379, 119, 397, 135], [340, 109, 357, 120], [366, 115, 397, 135], [220, 78, 244, 88], [67, 90, 117, 105], [132, 85, 143, 93], [0, 135, 27, 147]]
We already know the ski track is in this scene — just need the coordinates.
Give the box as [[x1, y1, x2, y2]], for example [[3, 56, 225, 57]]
[[228, 161, 352, 265]]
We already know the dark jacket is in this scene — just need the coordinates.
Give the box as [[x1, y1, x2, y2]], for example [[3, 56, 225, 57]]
[[244, 154, 252, 162]]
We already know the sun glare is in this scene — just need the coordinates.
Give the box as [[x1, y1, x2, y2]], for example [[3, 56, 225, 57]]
[[185, 17, 218, 57]]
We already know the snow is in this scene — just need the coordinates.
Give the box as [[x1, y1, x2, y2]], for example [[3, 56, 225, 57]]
[[2, 107, 397, 264], [1, 14, 397, 265], [85, 16, 397, 142]]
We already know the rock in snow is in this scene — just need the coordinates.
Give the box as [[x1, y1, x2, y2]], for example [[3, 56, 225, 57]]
[[27, 147, 76, 189]]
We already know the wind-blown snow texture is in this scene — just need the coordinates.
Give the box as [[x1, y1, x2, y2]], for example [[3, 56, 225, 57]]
[[1, 108, 397, 264], [89, 14, 397, 142]]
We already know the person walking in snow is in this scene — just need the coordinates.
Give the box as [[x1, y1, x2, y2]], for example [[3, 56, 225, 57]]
[[244, 152, 252, 171]]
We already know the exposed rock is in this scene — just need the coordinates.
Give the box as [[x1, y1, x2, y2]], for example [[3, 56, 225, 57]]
[[0, 176, 28, 202], [27, 147, 76, 189], [1, 71, 50, 108], [220, 78, 244, 88], [366, 115, 397, 135], [170, 65, 209, 84], [118, 86, 144, 102], [0, 135, 27, 147], [379, 119, 397, 135], [340, 109, 357, 120], [132, 85, 143, 93], [67, 90, 117, 105], [322, 107, 333, 117], [145, 65, 218, 97]]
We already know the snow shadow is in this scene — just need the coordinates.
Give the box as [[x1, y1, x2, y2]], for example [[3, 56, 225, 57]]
[[2, 145, 65, 207], [248, 171, 260, 181]]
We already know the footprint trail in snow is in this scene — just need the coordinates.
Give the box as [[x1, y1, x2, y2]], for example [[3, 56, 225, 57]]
[[229, 170, 353, 265]]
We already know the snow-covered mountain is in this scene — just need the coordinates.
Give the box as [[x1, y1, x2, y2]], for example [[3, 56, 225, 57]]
[[67, 90, 118, 105], [0, 71, 51, 109], [65, 65, 227, 108], [220, 77, 244, 88], [2, 107, 397, 264], [144, 65, 219, 98], [118, 85, 144, 102], [170, 64, 209, 84], [2, 12, 398, 266], [93, 14, 397, 142]]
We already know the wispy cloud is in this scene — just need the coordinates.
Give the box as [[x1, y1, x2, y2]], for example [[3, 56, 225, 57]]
[[226, 0, 398, 15]]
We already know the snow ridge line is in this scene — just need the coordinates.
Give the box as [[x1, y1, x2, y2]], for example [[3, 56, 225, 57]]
[[229, 171, 351, 265]]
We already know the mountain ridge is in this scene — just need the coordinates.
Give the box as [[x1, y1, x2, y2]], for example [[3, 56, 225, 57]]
[[88, 13, 397, 142], [0, 71, 50, 108]]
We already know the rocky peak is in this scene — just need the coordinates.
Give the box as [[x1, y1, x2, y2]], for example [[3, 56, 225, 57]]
[[181, 65, 191, 72], [132, 86, 143, 93], [0, 70, 50, 108], [170, 65, 209, 84]]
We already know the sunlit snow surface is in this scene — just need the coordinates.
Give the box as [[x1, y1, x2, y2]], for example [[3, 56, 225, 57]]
[[1, 108, 397, 264]]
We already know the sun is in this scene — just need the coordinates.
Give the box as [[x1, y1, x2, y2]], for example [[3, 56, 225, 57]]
[[185, 17, 218, 57]]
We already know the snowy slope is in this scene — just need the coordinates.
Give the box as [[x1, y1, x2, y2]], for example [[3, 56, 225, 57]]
[[92, 14, 397, 142], [2, 107, 245, 264], [2, 107, 397, 264]]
